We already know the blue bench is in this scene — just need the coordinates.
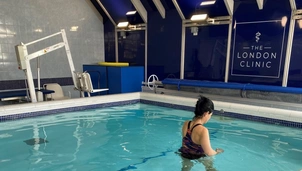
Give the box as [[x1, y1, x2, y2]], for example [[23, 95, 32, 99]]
[[161, 78, 302, 94]]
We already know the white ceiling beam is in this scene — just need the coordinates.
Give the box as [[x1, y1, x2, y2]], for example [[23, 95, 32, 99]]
[[282, 0, 297, 87], [289, 0, 297, 10], [96, 0, 116, 26], [256, 0, 264, 10], [152, 0, 166, 19], [172, 0, 185, 20], [131, 0, 148, 23], [223, 0, 234, 16]]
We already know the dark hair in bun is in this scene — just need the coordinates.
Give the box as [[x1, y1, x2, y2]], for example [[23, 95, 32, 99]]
[[194, 95, 214, 118]]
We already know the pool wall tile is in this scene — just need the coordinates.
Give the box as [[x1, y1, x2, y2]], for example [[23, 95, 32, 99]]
[[140, 99, 195, 111], [0, 92, 141, 121], [0, 99, 140, 121], [140, 93, 196, 108]]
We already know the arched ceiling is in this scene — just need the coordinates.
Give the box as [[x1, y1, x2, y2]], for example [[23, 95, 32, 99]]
[[91, 0, 300, 24]]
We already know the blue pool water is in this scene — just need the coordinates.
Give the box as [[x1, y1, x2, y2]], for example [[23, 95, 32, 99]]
[[0, 103, 301, 171]]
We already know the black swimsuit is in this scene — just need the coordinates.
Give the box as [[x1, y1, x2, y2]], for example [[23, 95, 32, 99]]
[[178, 121, 206, 159]]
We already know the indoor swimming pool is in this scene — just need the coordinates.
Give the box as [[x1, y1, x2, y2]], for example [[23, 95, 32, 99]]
[[0, 103, 301, 171]]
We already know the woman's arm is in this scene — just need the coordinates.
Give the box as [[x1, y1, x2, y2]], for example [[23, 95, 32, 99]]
[[181, 121, 189, 137], [199, 128, 220, 156]]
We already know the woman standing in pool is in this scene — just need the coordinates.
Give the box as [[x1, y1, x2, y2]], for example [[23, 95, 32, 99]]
[[179, 96, 223, 170]]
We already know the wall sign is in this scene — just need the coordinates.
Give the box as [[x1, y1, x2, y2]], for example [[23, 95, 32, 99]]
[[231, 20, 286, 78]]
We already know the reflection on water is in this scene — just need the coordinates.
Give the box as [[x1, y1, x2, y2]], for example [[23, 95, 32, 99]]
[[0, 103, 301, 171]]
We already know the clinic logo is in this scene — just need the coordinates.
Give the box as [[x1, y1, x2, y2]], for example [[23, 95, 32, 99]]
[[231, 21, 285, 78], [255, 32, 261, 43], [235, 30, 277, 70]]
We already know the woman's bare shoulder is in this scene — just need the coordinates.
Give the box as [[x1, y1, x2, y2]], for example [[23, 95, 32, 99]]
[[195, 125, 208, 134], [183, 120, 191, 124]]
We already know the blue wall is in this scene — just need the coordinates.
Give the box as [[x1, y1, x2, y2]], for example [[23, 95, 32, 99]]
[[99, 0, 302, 88], [103, 22, 145, 66], [147, 10, 182, 80], [104, 21, 116, 62], [100, 0, 145, 66], [288, 24, 302, 87], [228, 0, 290, 86], [184, 25, 228, 81], [118, 30, 145, 66]]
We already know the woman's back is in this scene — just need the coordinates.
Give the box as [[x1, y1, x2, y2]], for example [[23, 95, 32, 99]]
[[179, 121, 206, 159]]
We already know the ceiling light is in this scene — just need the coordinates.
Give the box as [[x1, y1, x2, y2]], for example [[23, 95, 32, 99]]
[[200, 0, 216, 6], [126, 11, 137, 15], [117, 22, 129, 28], [281, 16, 287, 27], [298, 20, 302, 29], [34, 29, 43, 33], [70, 26, 78, 32], [190, 14, 208, 21]]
